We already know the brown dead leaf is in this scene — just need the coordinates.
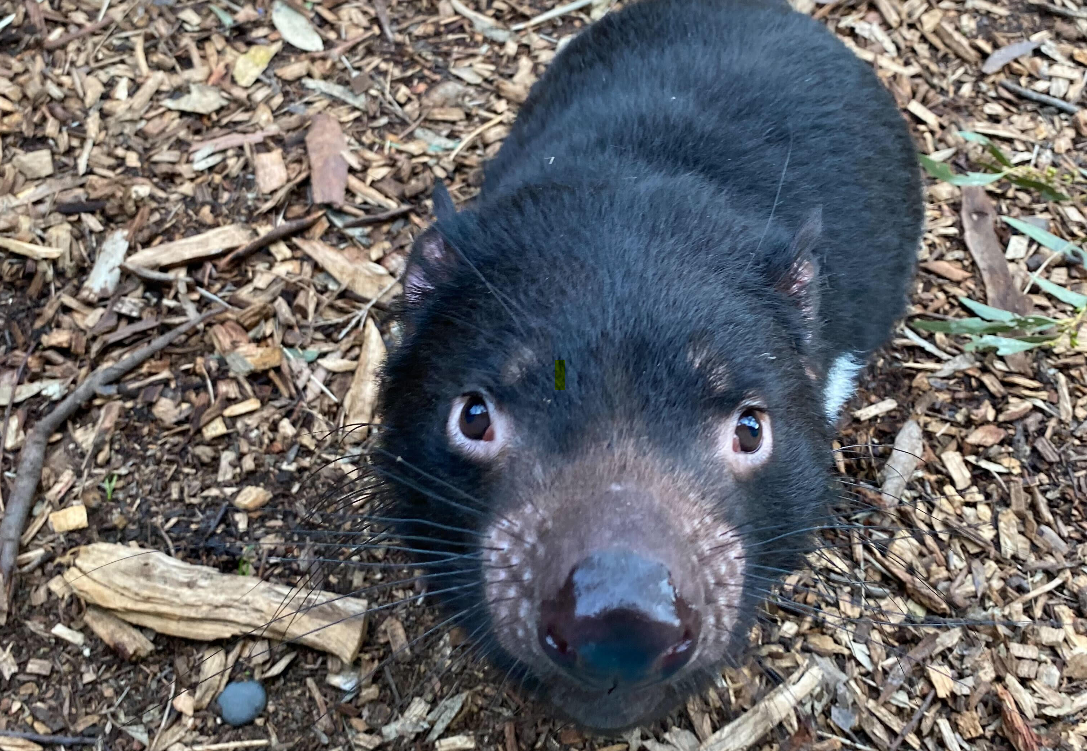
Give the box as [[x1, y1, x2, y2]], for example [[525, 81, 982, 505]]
[[921, 259, 972, 282], [964, 424, 1007, 447], [981, 40, 1040, 74], [306, 112, 349, 207], [961, 186, 1031, 315], [881, 419, 923, 506], [995, 684, 1041, 751]]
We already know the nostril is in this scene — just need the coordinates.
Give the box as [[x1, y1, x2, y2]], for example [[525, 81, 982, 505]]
[[537, 549, 701, 689]]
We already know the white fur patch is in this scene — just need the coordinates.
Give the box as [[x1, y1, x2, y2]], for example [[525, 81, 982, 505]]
[[823, 353, 863, 420]]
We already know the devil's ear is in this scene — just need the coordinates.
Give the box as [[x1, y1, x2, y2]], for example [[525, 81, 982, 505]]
[[432, 180, 456, 223], [403, 183, 460, 306], [403, 226, 459, 305], [776, 207, 822, 324]]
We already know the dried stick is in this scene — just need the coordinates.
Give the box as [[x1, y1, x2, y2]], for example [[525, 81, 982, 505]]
[[511, 0, 594, 30], [340, 205, 414, 228], [1028, 1, 1087, 20], [999, 80, 1081, 115], [219, 211, 324, 269], [23, 0, 44, 33], [373, 0, 396, 43], [0, 730, 98, 746], [449, 113, 506, 160], [888, 689, 935, 751], [43, 16, 115, 50], [0, 310, 222, 614]]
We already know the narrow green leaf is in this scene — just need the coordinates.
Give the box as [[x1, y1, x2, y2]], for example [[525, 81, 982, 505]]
[[918, 154, 1004, 186], [986, 146, 1014, 169], [1029, 275, 1087, 309], [958, 297, 1017, 322], [1004, 175, 1070, 203], [283, 347, 320, 363], [918, 154, 957, 182], [950, 172, 1006, 187], [1002, 216, 1085, 264], [958, 131, 1014, 168], [958, 131, 993, 145], [1016, 316, 1060, 333], [913, 318, 1015, 335], [963, 335, 1051, 356], [209, 5, 235, 26]]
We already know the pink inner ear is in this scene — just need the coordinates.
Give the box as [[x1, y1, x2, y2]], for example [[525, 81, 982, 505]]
[[403, 228, 453, 304], [403, 264, 434, 303], [785, 257, 817, 299]]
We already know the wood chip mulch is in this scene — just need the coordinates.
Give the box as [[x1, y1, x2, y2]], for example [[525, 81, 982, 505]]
[[0, 0, 1085, 750]]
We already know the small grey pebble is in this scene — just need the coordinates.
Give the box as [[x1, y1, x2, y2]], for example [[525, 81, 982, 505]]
[[216, 681, 267, 726]]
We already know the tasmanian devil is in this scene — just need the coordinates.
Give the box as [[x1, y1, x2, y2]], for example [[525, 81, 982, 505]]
[[371, 0, 923, 732]]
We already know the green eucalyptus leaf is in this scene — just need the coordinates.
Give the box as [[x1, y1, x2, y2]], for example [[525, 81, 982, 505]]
[[1029, 275, 1087, 309], [958, 297, 1017, 322], [283, 347, 321, 363], [958, 131, 993, 145], [963, 335, 1050, 355], [1016, 315, 1060, 331], [918, 154, 957, 182], [210, 5, 235, 26], [912, 318, 1015, 335], [958, 131, 1014, 168], [1004, 175, 1070, 203], [1002, 216, 1085, 264], [911, 320, 957, 333], [950, 171, 1007, 187], [918, 154, 1004, 185]]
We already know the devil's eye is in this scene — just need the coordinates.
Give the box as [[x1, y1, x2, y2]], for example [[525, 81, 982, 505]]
[[458, 394, 494, 441], [733, 410, 763, 453]]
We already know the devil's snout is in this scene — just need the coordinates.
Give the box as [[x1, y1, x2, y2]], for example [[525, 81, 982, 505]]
[[538, 548, 701, 688]]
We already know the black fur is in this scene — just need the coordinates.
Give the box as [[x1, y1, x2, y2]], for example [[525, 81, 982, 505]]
[[374, 0, 922, 730]]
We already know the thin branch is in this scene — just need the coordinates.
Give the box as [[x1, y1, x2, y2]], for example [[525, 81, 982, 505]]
[[219, 211, 324, 269], [999, 79, 1081, 115], [373, 0, 396, 43], [510, 0, 595, 30], [0, 309, 223, 615], [0, 728, 99, 745], [1028, 0, 1087, 20], [339, 205, 414, 228], [888, 690, 935, 751], [43, 15, 115, 50]]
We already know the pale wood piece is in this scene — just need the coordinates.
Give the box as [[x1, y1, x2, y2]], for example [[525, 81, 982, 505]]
[[700, 661, 824, 751], [63, 543, 368, 663]]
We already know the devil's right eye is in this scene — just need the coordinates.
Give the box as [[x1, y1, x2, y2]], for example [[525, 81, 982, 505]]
[[459, 394, 494, 441]]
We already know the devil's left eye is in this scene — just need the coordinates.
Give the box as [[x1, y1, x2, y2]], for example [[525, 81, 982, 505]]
[[733, 410, 764, 453]]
